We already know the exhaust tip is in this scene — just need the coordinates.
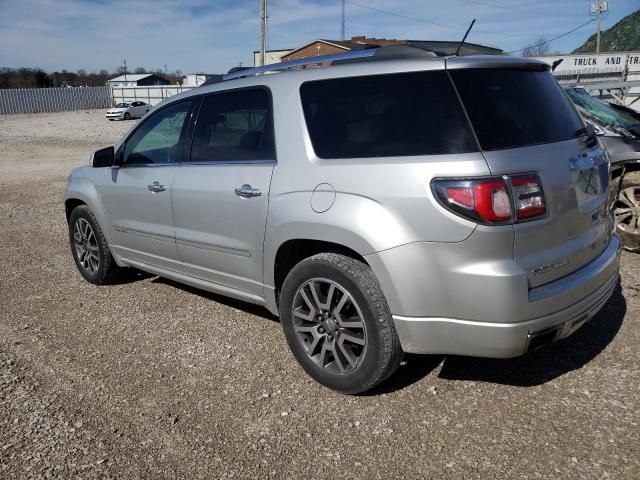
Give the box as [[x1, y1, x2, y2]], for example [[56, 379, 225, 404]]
[[527, 327, 560, 353]]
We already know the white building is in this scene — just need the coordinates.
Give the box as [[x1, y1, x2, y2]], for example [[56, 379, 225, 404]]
[[181, 74, 223, 87], [534, 51, 640, 110], [253, 49, 293, 67], [107, 73, 170, 88]]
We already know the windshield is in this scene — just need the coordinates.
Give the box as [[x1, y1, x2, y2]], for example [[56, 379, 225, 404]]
[[565, 88, 640, 130], [115, 103, 130, 108]]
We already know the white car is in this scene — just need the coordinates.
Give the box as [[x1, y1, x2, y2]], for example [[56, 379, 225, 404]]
[[105, 101, 150, 121]]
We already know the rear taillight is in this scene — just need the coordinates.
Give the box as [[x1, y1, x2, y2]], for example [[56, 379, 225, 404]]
[[510, 175, 546, 220], [433, 174, 546, 224]]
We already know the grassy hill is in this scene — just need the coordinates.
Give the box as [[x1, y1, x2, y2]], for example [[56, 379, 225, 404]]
[[573, 9, 640, 53]]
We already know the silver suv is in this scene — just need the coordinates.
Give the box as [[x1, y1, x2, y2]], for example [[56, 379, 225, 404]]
[[64, 47, 621, 393]]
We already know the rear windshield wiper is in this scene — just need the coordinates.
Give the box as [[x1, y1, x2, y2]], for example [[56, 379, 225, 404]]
[[574, 127, 588, 137], [575, 126, 598, 148]]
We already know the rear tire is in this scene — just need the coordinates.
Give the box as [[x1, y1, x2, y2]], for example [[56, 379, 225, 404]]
[[613, 171, 640, 252], [68, 205, 124, 284], [280, 253, 403, 394]]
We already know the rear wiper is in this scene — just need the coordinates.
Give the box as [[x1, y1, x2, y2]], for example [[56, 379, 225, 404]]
[[574, 127, 588, 137], [575, 126, 597, 148]]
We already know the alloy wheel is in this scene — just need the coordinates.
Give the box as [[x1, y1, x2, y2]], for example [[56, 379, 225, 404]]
[[615, 185, 640, 236], [292, 278, 367, 374], [73, 218, 100, 274]]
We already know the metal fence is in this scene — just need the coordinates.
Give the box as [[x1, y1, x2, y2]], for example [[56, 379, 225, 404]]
[[110, 85, 195, 106], [0, 86, 111, 114]]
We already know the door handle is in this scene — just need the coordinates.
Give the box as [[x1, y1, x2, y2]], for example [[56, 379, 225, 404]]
[[235, 184, 262, 198], [147, 181, 166, 193]]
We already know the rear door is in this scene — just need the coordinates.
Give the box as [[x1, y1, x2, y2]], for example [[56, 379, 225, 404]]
[[171, 87, 276, 297], [450, 66, 612, 287], [100, 99, 194, 270]]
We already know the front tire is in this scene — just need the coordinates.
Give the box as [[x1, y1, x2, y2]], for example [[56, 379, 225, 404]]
[[68, 205, 124, 284], [124, 112, 131, 120], [280, 253, 402, 394], [613, 171, 640, 252]]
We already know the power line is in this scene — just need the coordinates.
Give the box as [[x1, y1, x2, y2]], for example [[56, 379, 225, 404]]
[[507, 19, 595, 54], [344, 1, 598, 54], [344, 0, 535, 37], [452, 0, 589, 18]]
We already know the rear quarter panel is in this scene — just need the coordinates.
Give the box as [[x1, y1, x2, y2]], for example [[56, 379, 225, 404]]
[[262, 77, 491, 289]]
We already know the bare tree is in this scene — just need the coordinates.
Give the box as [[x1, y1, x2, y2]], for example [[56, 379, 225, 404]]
[[521, 37, 551, 57], [134, 67, 147, 74]]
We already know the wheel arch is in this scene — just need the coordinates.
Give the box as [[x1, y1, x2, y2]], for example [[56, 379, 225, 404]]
[[64, 176, 114, 245], [272, 238, 368, 304], [611, 159, 640, 179], [65, 198, 86, 221]]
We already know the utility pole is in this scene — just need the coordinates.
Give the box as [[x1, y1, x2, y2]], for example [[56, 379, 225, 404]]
[[123, 58, 127, 81], [590, 1, 609, 53], [259, 0, 267, 67], [163, 64, 168, 75], [341, 0, 345, 41]]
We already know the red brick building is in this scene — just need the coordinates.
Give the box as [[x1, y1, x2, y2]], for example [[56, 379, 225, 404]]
[[280, 36, 502, 63], [281, 36, 405, 62]]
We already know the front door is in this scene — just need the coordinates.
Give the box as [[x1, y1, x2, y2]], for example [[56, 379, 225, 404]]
[[100, 99, 194, 270], [171, 88, 276, 297]]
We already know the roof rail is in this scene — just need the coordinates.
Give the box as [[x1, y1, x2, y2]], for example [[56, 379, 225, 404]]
[[222, 47, 379, 81]]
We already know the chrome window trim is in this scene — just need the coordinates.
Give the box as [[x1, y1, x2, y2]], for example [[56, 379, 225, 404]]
[[116, 159, 277, 169], [180, 159, 276, 166]]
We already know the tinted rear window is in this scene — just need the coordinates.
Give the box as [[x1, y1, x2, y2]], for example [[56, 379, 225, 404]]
[[300, 71, 478, 159], [191, 88, 275, 162], [450, 69, 583, 151]]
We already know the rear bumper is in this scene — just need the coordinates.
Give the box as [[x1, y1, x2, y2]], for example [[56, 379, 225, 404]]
[[393, 268, 618, 357], [367, 233, 621, 357]]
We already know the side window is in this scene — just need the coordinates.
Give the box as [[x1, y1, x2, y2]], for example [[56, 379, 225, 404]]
[[300, 71, 478, 159], [190, 88, 275, 162], [123, 100, 192, 165]]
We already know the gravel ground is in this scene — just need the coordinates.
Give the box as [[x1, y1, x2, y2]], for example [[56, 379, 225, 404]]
[[0, 110, 639, 479]]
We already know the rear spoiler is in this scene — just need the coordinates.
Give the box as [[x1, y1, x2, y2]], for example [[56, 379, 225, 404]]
[[445, 55, 550, 71]]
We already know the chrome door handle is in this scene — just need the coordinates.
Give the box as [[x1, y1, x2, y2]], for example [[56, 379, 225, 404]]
[[235, 184, 262, 198], [147, 181, 166, 193]]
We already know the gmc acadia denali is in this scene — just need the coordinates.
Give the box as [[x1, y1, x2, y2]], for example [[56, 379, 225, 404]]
[[64, 47, 621, 393]]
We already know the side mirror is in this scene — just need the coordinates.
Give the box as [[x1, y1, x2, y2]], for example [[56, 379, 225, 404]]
[[91, 146, 114, 168]]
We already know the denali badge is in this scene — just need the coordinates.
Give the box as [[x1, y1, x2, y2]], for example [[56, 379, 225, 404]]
[[532, 257, 572, 276]]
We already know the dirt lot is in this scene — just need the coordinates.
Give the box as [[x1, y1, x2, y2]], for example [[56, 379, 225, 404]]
[[1, 110, 639, 479]]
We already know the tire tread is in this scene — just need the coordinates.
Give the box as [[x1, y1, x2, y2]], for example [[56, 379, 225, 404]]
[[281, 252, 402, 394]]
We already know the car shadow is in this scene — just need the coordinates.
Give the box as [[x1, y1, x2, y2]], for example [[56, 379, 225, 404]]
[[151, 277, 280, 322], [146, 275, 626, 393], [438, 283, 627, 387], [109, 269, 155, 285], [363, 354, 445, 396], [370, 283, 626, 394]]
